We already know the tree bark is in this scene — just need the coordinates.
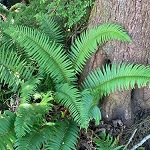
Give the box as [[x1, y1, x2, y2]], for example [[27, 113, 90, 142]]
[[83, 0, 150, 126]]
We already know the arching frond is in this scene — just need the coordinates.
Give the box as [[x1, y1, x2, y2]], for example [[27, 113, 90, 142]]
[[15, 123, 55, 150], [14, 103, 51, 138], [35, 13, 63, 43], [55, 84, 101, 128], [54, 83, 86, 127], [82, 63, 150, 103], [45, 119, 79, 150], [70, 23, 131, 73], [0, 110, 16, 150], [4, 26, 75, 83], [0, 45, 34, 91]]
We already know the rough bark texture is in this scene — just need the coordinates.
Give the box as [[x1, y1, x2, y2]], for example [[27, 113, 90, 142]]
[[83, 0, 150, 126]]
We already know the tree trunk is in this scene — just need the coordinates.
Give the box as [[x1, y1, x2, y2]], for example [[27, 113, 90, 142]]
[[83, 0, 150, 126]]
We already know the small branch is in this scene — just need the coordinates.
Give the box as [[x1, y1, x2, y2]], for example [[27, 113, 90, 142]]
[[71, 25, 88, 43], [0, 14, 7, 21], [130, 134, 150, 150], [123, 129, 137, 150]]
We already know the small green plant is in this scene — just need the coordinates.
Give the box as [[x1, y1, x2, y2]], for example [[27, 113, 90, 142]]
[[47, 0, 94, 28], [1, 0, 94, 33], [1, 2, 150, 150], [93, 132, 123, 150]]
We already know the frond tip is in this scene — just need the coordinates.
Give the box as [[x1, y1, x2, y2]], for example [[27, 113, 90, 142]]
[[70, 23, 131, 73], [35, 13, 63, 43]]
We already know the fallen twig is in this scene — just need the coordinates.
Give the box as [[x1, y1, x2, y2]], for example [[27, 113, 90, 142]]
[[123, 128, 137, 150], [130, 134, 150, 150], [0, 14, 7, 21]]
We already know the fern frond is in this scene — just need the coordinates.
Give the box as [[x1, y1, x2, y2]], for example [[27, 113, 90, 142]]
[[45, 119, 79, 150], [81, 90, 101, 126], [40, 91, 54, 104], [4, 26, 75, 83], [0, 110, 16, 150], [0, 45, 34, 91], [89, 105, 101, 125], [15, 122, 55, 150], [82, 63, 150, 102], [54, 83, 87, 127], [55, 84, 99, 128], [35, 13, 63, 43], [14, 102, 51, 138], [20, 76, 42, 103], [0, 3, 9, 16], [70, 23, 131, 73], [93, 132, 123, 150]]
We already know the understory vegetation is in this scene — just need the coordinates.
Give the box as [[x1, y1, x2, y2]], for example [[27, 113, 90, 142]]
[[0, 0, 150, 149]]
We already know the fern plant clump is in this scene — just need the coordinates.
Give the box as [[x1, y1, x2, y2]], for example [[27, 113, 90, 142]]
[[93, 132, 123, 150], [1, 2, 150, 150]]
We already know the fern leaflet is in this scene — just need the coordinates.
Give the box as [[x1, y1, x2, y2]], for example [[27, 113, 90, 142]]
[[81, 90, 101, 126]]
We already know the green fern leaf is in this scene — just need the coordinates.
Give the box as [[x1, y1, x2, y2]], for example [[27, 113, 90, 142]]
[[54, 83, 87, 127], [89, 105, 101, 125], [35, 13, 63, 43], [15, 102, 51, 138], [70, 23, 131, 73], [15, 123, 55, 150], [0, 110, 16, 150], [82, 63, 150, 103], [4, 26, 75, 83], [0, 3, 9, 16], [0, 45, 34, 91], [81, 90, 101, 126], [55, 84, 101, 128], [93, 132, 123, 150], [20, 76, 42, 103], [40, 91, 54, 104], [45, 119, 79, 150]]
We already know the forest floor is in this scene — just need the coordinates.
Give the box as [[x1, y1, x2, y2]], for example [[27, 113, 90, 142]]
[[77, 114, 150, 150], [2, 98, 150, 150]]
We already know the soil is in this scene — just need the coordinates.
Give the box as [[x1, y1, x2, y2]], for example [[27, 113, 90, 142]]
[[77, 114, 150, 150]]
